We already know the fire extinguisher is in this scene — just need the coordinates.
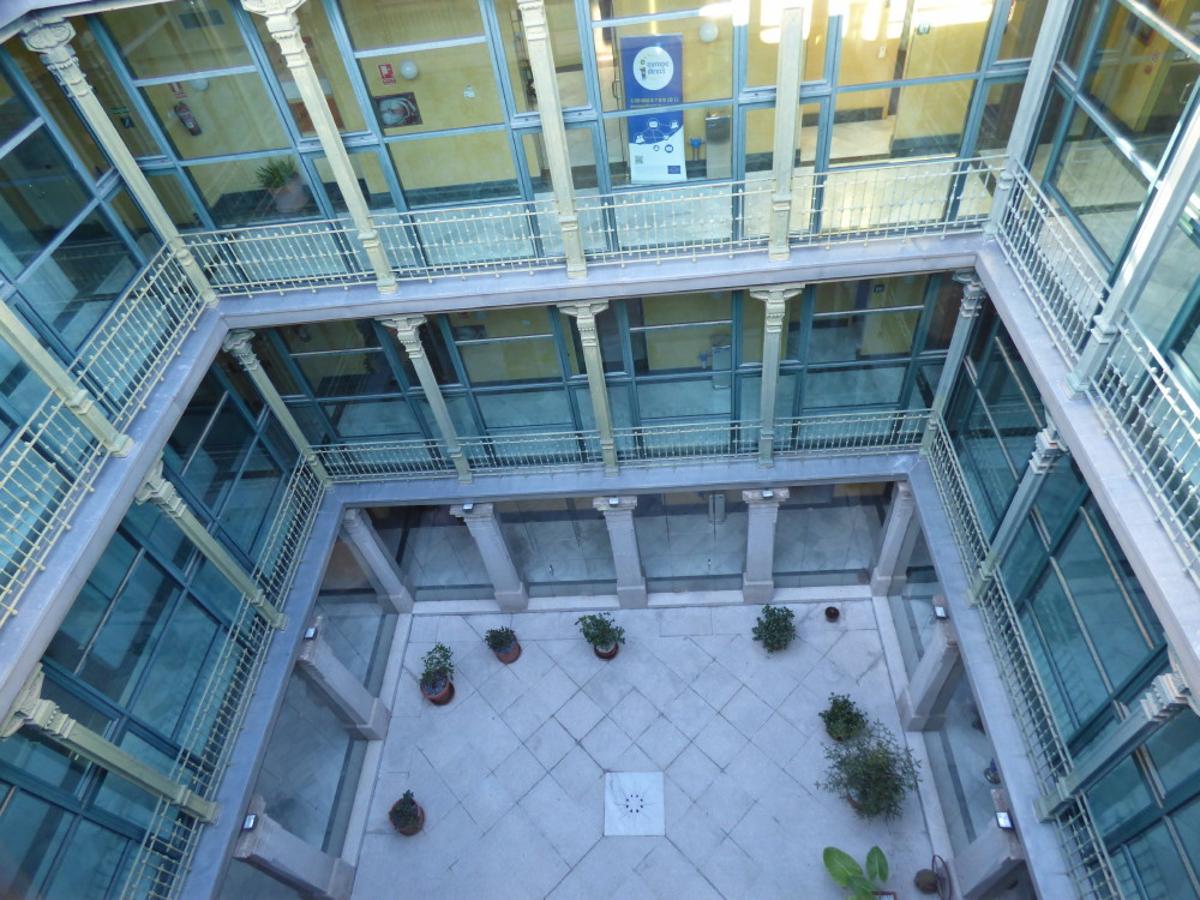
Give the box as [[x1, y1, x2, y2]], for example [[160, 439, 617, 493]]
[[174, 101, 202, 136]]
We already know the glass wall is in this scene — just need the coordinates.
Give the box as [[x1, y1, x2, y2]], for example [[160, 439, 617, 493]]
[[772, 481, 889, 587], [495, 498, 617, 596], [633, 490, 748, 592], [1028, 0, 1200, 271]]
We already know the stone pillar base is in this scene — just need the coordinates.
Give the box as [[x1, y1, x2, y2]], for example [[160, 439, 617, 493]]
[[494, 587, 529, 611], [742, 577, 775, 604], [617, 581, 648, 608]]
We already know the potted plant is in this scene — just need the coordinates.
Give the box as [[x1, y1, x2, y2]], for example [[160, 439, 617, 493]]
[[484, 626, 521, 664], [819, 722, 920, 821], [389, 790, 425, 836], [820, 693, 868, 742], [419, 643, 455, 705], [576, 613, 625, 659], [752, 604, 796, 653], [823, 846, 894, 899], [255, 157, 309, 214]]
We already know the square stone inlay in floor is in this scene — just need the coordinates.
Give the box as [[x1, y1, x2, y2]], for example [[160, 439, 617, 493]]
[[603, 771, 665, 836]]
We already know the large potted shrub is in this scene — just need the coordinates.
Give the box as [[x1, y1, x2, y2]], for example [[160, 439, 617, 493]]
[[255, 157, 309, 214], [389, 790, 425, 836], [820, 693, 867, 742], [419, 643, 455, 705], [752, 604, 796, 653], [576, 613, 625, 659], [484, 626, 521, 664], [819, 722, 920, 820]]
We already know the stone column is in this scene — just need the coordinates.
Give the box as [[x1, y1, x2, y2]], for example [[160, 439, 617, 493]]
[[1070, 99, 1200, 392], [986, 0, 1075, 232], [750, 285, 803, 465], [951, 810, 1026, 900], [296, 619, 389, 739], [592, 496, 646, 607], [1037, 670, 1192, 819], [379, 316, 471, 483], [972, 423, 1065, 595], [870, 481, 918, 595], [0, 302, 131, 455], [768, 0, 806, 259], [1, 666, 215, 821], [897, 619, 962, 730], [928, 272, 986, 420], [135, 459, 285, 630], [242, 0, 396, 293], [21, 18, 216, 307], [560, 301, 617, 473], [741, 488, 789, 603], [450, 502, 527, 610], [222, 329, 331, 483], [234, 795, 354, 900], [516, 0, 585, 277], [339, 508, 412, 613]]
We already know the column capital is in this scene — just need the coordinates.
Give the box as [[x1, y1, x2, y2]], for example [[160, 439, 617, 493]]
[[241, 0, 308, 16], [517, 0, 549, 37], [1141, 671, 1192, 722], [558, 300, 609, 321], [742, 487, 790, 506], [953, 269, 987, 312], [894, 480, 914, 502], [593, 495, 637, 513], [1028, 424, 1065, 475], [451, 501, 495, 520], [378, 314, 427, 348], [222, 329, 261, 372], [21, 17, 87, 92], [749, 284, 805, 304], [134, 459, 187, 520], [1, 666, 69, 740]]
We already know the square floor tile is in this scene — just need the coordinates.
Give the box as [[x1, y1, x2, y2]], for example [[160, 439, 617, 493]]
[[604, 772, 665, 836]]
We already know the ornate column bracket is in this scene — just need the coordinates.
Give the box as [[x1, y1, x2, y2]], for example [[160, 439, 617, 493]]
[[749, 285, 803, 465], [379, 315, 471, 482], [927, 271, 987, 426], [768, 0, 807, 260], [560, 301, 617, 473], [222, 329, 332, 484], [135, 459, 286, 630], [21, 17, 217, 307], [1037, 670, 1192, 819], [2, 667, 216, 821], [516, 0, 586, 277], [241, 0, 397, 293]]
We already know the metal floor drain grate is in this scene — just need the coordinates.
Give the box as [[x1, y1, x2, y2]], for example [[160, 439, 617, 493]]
[[604, 772, 665, 836]]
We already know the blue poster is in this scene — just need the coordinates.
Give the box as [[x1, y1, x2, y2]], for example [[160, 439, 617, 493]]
[[620, 34, 686, 184]]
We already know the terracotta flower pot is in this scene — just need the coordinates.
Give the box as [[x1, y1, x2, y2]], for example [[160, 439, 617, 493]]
[[421, 677, 455, 705], [593, 642, 619, 660], [494, 639, 522, 664], [392, 802, 425, 836], [914, 869, 940, 894], [824, 605, 841, 623]]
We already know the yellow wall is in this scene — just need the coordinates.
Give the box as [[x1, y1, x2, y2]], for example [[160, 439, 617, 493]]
[[339, 0, 483, 48], [102, 5, 249, 78]]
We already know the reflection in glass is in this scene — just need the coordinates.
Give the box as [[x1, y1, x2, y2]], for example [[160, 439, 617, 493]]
[[361, 47, 502, 136], [143, 74, 289, 160], [0, 129, 88, 278], [187, 155, 317, 227], [831, 81, 971, 164], [103, 5, 252, 77], [388, 131, 519, 206], [340, 0, 483, 49]]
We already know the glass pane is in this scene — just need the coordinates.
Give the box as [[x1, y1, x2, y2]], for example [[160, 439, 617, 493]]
[[1051, 107, 1150, 263], [361, 47, 502, 135], [831, 80, 972, 164], [282, 320, 380, 352], [340, 0, 483, 49], [0, 128, 88, 278], [496, 0, 585, 112], [809, 310, 920, 362], [597, 18, 733, 113], [388, 131, 519, 206], [635, 377, 732, 421], [146, 171, 204, 230], [220, 445, 283, 551], [1027, 569, 1108, 730], [188, 155, 318, 227], [0, 70, 34, 142], [142, 74, 289, 160], [254, 3, 365, 135], [1132, 215, 1200, 346], [130, 600, 220, 735], [603, 104, 733, 185], [1084, 2, 1200, 170], [459, 338, 562, 384], [998, 0, 1047, 59], [476, 387, 572, 429], [103, 5, 252, 77], [1175, 796, 1200, 876], [840, 0, 992, 85], [1114, 822, 1196, 900], [0, 790, 71, 896], [22, 211, 139, 350], [976, 81, 1023, 152], [0, 336, 51, 447], [803, 364, 906, 407], [317, 151, 395, 212], [449, 307, 553, 338], [294, 349, 400, 397], [40, 819, 131, 900], [748, 0, 826, 85], [1088, 756, 1154, 836], [1146, 711, 1200, 795], [322, 397, 422, 437]]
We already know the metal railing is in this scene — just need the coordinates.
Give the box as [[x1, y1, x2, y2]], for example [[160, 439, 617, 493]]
[[121, 460, 327, 900], [1090, 320, 1200, 584], [923, 414, 1120, 900], [993, 163, 1110, 364]]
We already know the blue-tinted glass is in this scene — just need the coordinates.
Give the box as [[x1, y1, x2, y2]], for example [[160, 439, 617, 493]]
[[46, 531, 137, 669], [0, 789, 71, 897], [476, 388, 573, 430], [1027, 569, 1108, 730], [218, 445, 282, 552], [321, 397, 421, 439], [0, 335, 50, 446], [40, 819, 131, 900], [182, 398, 255, 509], [130, 600, 220, 736], [1174, 796, 1200, 877], [1113, 821, 1197, 900], [190, 560, 244, 623], [93, 732, 172, 829], [1089, 756, 1153, 836], [803, 364, 906, 409], [0, 129, 88, 279], [0, 681, 109, 793], [165, 375, 223, 469], [1001, 516, 1046, 598], [1146, 712, 1200, 796]]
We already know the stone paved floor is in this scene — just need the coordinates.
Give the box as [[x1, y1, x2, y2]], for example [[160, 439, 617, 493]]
[[352, 602, 935, 899]]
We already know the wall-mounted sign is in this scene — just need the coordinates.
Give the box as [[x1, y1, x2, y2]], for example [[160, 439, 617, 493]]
[[620, 34, 685, 184], [378, 63, 396, 85], [375, 92, 422, 128]]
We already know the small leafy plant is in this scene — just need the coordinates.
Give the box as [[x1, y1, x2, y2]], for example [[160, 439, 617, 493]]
[[819, 721, 921, 821], [389, 790, 421, 832], [823, 846, 888, 900], [255, 157, 297, 190], [420, 643, 454, 691], [820, 693, 867, 742], [752, 604, 796, 653], [484, 626, 517, 652], [576, 613, 625, 649]]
